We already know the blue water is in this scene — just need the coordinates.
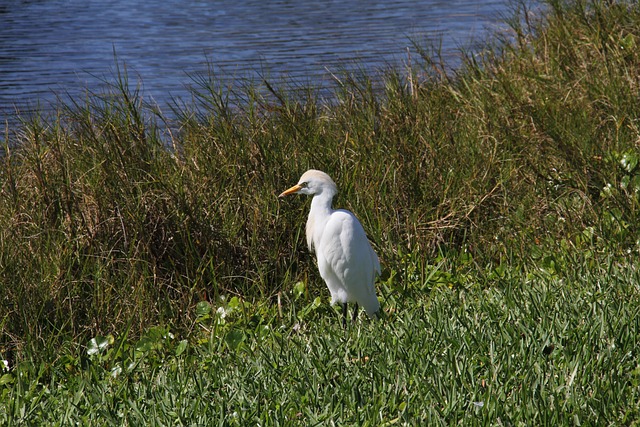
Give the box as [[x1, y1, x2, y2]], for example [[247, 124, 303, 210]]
[[0, 0, 511, 120]]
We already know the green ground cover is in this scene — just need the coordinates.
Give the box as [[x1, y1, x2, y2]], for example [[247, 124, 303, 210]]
[[2, 0, 640, 424], [2, 257, 640, 425]]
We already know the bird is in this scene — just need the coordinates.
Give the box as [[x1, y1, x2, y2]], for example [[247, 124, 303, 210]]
[[279, 169, 381, 326]]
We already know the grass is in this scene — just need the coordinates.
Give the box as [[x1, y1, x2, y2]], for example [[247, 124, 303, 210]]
[[2, 0, 640, 424], [2, 257, 639, 425]]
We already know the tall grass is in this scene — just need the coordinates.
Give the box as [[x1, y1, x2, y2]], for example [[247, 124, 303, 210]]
[[1, 0, 640, 363]]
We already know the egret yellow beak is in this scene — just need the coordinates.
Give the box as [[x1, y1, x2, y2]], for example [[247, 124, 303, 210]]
[[278, 184, 303, 198]]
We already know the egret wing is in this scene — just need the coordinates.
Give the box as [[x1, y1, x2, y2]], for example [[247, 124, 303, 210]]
[[319, 210, 380, 315]]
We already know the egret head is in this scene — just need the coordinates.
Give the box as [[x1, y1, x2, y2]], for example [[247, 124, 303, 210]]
[[279, 169, 338, 198]]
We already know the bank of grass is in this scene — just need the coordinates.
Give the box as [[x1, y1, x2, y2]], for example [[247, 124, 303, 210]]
[[1, 0, 640, 423]]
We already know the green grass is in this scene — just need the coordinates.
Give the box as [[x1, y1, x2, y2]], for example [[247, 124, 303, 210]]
[[2, 257, 639, 425], [2, 0, 640, 424]]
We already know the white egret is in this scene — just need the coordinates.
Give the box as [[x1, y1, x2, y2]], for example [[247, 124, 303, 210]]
[[279, 169, 380, 326]]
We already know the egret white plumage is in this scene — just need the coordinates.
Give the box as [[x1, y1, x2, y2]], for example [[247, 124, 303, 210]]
[[279, 170, 380, 326]]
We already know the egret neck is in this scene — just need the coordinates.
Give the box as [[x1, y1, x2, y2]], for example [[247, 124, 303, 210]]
[[306, 188, 335, 252]]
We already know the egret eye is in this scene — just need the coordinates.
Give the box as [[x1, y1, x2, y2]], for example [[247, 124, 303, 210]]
[[299, 182, 308, 188]]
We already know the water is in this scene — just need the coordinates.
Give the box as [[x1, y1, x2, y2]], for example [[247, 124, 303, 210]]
[[0, 0, 511, 121]]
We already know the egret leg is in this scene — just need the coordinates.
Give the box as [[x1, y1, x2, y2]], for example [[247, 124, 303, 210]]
[[342, 303, 348, 328], [352, 303, 359, 322]]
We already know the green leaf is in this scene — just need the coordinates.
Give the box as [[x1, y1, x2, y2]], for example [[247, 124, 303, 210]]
[[225, 330, 245, 350], [87, 335, 114, 356], [621, 175, 630, 190], [620, 33, 636, 51], [135, 337, 155, 353], [293, 281, 306, 299], [311, 296, 322, 308], [175, 339, 188, 357], [620, 152, 638, 173], [135, 327, 169, 353], [227, 296, 241, 311], [196, 301, 212, 318], [631, 175, 640, 194], [0, 373, 14, 386]]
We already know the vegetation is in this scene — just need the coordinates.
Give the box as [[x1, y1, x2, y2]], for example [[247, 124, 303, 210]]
[[1, 0, 640, 424], [2, 259, 640, 425]]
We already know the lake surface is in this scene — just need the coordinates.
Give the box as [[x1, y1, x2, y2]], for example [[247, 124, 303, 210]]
[[1, 0, 513, 121]]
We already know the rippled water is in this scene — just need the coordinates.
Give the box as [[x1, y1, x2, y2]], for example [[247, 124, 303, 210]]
[[0, 0, 511, 119]]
